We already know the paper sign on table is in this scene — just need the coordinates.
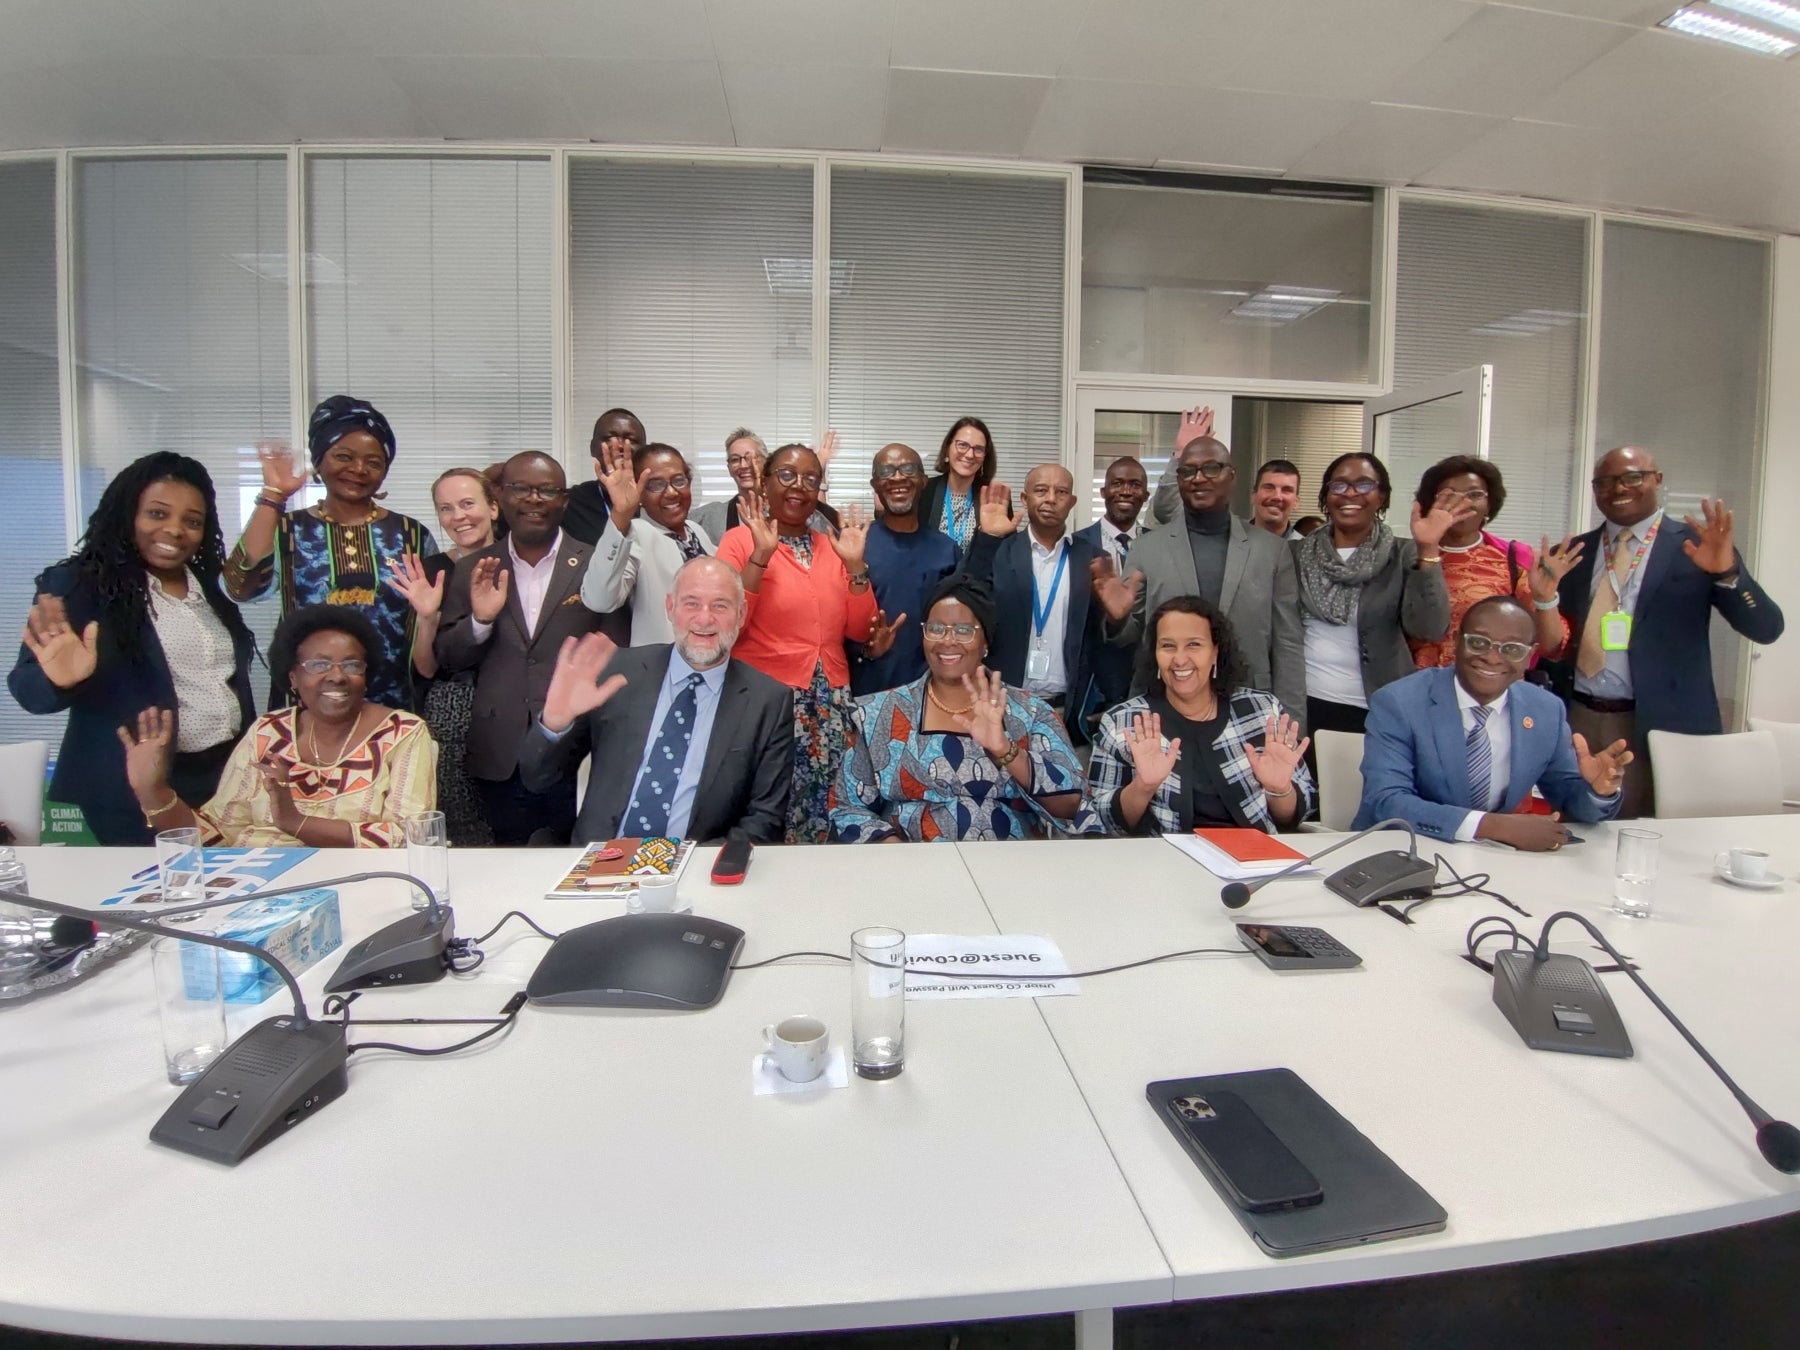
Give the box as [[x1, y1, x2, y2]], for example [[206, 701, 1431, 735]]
[[902, 934, 1078, 1000]]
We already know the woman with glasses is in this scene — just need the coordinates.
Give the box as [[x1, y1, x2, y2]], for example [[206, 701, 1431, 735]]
[[832, 575, 1099, 842], [1294, 452, 1463, 740], [692, 427, 840, 543], [1407, 456, 1579, 671], [10, 452, 257, 845], [1087, 596, 1314, 835], [117, 605, 436, 848], [920, 416, 1004, 558], [225, 395, 438, 711], [716, 443, 884, 843], [581, 443, 716, 644]]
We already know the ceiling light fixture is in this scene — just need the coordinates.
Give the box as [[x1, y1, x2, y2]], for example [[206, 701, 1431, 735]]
[[1710, 0, 1800, 36], [1470, 308, 1583, 338], [1230, 286, 1339, 323], [1658, 6, 1799, 56]]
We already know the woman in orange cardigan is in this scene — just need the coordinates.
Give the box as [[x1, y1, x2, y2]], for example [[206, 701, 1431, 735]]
[[716, 444, 893, 842]]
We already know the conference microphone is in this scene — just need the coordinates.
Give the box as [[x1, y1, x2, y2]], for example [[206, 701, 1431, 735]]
[[1529, 911, 1800, 1175], [1220, 817, 1432, 910]]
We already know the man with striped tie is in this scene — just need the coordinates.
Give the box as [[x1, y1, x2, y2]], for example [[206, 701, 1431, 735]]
[[1354, 597, 1631, 850], [519, 556, 793, 846]]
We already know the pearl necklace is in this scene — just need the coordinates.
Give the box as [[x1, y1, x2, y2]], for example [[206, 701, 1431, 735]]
[[1438, 538, 1483, 554]]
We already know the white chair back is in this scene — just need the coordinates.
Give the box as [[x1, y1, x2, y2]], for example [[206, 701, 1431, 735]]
[[0, 740, 50, 845], [1313, 729, 1364, 832], [1646, 729, 1783, 819], [1746, 718, 1800, 806]]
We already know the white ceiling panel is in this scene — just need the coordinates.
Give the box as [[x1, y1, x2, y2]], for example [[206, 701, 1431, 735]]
[[1160, 86, 1362, 172], [702, 0, 894, 68], [228, 56, 441, 142], [889, 0, 1095, 77], [1026, 80, 1194, 166], [1216, 0, 1486, 103], [1521, 28, 1756, 128], [550, 59, 734, 146], [511, 0, 718, 61], [315, 0, 540, 58], [1290, 102, 1507, 183], [721, 62, 886, 150], [44, 58, 289, 146], [1414, 116, 1629, 203], [882, 70, 1054, 157], [1059, 0, 1274, 86], [1383, 5, 1635, 117], [0, 0, 340, 67], [0, 65, 99, 149], [1484, 0, 1669, 21], [381, 57, 584, 141]]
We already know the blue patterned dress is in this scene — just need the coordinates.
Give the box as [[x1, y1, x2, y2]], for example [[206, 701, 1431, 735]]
[[829, 677, 1103, 842]]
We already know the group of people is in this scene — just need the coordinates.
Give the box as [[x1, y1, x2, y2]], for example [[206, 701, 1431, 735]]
[[9, 395, 1784, 859]]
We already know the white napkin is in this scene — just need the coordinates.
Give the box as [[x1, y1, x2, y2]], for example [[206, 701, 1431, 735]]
[[751, 1045, 849, 1096]]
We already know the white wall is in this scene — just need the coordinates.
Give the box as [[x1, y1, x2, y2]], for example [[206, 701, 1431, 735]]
[[1747, 234, 1800, 724]]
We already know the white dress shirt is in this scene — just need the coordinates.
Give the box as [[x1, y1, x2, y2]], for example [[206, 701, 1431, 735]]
[[1575, 508, 1662, 702], [148, 571, 242, 752], [1453, 681, 1511, 842], [471, 531, 564, 642], [1102, 520, 1146, 574], [1026, 532, 1071, 699]]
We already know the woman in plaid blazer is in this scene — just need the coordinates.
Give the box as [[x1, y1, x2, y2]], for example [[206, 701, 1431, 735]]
[[1087, 595, 1315, 835]]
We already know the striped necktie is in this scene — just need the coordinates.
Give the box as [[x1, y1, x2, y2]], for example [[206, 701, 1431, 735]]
[[1467, 704, 1494, 811]]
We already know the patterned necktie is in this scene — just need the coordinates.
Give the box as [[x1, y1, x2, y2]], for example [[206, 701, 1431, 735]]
[[624, 673, 705, 837], [675, 528, 706, 562], [1575, 528, 1634, 679], [1467, 704, 1494, 811], [1114, 531, 1132, 570]]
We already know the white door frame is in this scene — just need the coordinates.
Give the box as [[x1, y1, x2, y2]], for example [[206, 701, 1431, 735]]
[[1361, 365, 1492, 461], [1072, 383, 1239, 530]]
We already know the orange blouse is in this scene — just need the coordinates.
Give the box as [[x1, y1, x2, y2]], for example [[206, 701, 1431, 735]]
[[716, 525, 880, 690], [1409, 535, 1570, 670]]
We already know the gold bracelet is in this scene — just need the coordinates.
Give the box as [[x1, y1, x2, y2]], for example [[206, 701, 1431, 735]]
[[992, 740, 1022, 770], [142, 790, 182, 824]]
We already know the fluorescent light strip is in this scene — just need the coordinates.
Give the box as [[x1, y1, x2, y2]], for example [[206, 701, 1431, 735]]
[[1230, 285, 1340, 323], [1711, 0, 1800, 37], [1659, 7, 1798, 56]]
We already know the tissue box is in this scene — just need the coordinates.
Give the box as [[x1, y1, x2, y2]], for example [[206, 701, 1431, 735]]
[[183, 888, 343, 1004]]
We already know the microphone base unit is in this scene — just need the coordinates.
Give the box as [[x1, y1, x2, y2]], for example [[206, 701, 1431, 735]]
[[1492, 950, 1633, 1058], [149, 1017, 349, 1165], [325, 906, 455, 993], [1324, 851, 1436, 908]]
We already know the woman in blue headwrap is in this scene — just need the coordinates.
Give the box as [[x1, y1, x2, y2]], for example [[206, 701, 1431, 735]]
[[225, 395, 437, 711]]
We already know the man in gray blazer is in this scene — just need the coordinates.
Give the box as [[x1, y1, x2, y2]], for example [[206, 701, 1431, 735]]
[[519, 557, 793, 846], [437, 451, 606, 845], [1093, 435, 1305, 724]]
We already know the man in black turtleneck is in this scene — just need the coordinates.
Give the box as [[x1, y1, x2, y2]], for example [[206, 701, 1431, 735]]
[[1092, 436, 1305, 725]]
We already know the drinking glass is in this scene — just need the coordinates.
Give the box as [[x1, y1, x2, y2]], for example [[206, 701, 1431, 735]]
[[851, 927, 907, 1079], [405, 811, 450, 910], [152, 936, 226, 1085], [1613, 828, 1660, 919], [156, 826, 205, 905]]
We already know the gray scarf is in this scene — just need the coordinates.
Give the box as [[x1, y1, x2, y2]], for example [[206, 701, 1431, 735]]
[[1295, 520, 1396, 625]]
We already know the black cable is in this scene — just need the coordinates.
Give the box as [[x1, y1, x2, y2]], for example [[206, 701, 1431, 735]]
[[347, 992, 528, 1058], [731, 948, 1252, 978], [731, 950, 851, 970], [472, 910, 561, 944]]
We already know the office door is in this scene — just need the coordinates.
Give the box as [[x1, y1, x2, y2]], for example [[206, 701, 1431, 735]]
[[1362, 365, 1492, 504]]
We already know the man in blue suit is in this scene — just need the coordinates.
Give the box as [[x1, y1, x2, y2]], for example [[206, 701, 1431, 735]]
[[1356, 597, 1632, 850], [1073, 456, 1150, 720], [1547, 445, 1783, 818]]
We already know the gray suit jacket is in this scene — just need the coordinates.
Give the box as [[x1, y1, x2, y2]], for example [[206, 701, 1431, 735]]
[[1292, 535, 1452, 701], [517, 645, 794, 845], [1108, 515, 1305, 723], [435, 535, 604, 781]]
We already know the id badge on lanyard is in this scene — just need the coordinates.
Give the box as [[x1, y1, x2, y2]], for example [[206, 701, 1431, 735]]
[[1029, 544, 1068, 683], [1600, 612, 1632, 651], [1026, 641, 1051, 682]]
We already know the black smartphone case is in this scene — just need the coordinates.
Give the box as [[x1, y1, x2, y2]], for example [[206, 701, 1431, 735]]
[[1151, 1088, 1322, 1212]]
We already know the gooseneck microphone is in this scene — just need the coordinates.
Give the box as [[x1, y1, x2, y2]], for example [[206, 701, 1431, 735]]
[[1535, 911, 1800, 1175], [1219, 818, 1422, 909]]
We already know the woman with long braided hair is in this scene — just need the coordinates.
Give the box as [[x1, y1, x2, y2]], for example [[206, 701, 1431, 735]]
[[8, 452, 256, 844]]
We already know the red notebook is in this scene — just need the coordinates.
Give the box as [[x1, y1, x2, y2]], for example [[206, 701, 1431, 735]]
[[1192, 828, 1308, 864]]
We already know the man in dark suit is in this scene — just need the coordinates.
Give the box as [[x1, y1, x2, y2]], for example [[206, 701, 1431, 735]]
[[518, 556, 793, 844], [1357, 597, 1630, 848], [437, 452, 605, 845], [967, 464, 1106, 743], [1074, 456, 1150, 717], [1549, 445, 1784, 818]]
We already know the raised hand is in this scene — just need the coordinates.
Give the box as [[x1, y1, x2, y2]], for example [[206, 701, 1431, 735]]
[[541, 632, 628, 733], [1409, 496, 1473, 551], [1089, 556, 1143, 623], [1681, 497, 1737, 575], [600, 443, 641, 528], [830, 503, 871, 572], [469, 556, 511, 624], [977, 481, 1014, 537], [116, 707, 176, 805], [256, 440, 308, 499], [952, 667, 1013, 759], [1245, 713, 1309, 795], [1531, 534, 1586, 603], [1573, 733, 1633, 798], [385, 552, 444, 619], [22, 594, 99, 689], [863, 610, 906, 660], [1174, 406, 1215, 453], [1122, 711, 1180, 790], [817, 428, 841, 473], [738, 488, 780, 561]]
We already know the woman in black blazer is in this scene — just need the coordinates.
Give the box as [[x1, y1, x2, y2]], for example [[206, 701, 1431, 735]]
[[919, 415, 1001, 559], [8, 452, 256, 844]]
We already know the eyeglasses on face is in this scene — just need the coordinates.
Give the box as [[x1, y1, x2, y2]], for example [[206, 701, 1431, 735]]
[[923, 621, 979, 640], [1443, 487, 1489, 502], [297, 657, 367, 676], [770, 467, 823, 490], [503, 482, 570, 501], [643, 475, 690, 493], [873, 463, 924, 481], [950, 438, 987, 456], [1326, 478, 1382, 497], [1459, 633, 1532, 663], [1175, 462, 1231, 482], [1592, 470, 1655, 491]]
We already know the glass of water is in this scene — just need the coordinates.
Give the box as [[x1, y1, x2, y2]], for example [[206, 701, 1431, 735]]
[[1612, 828, 1661, 919], [151, 936, 226, 1085], [156, 827, 205, 906], [405, 811, 450, 910], [851, 926, 907, 1079]]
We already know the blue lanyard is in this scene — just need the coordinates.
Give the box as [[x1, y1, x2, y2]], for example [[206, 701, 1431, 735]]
[[1031, 543, 1069, 637]]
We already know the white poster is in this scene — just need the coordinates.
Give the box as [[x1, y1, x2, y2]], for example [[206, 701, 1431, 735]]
[[902, 934, 1078, 1000]]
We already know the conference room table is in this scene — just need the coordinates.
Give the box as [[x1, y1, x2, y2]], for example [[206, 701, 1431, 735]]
[[3, 816, 1799, 1346]]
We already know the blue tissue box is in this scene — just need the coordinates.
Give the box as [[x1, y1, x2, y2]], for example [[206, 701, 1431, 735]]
[[183, 888, 343, 1004]]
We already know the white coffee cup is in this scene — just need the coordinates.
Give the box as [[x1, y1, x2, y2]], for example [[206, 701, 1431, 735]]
[[1726, 848, 1770, 882], [761, 1015, 829, 1083]]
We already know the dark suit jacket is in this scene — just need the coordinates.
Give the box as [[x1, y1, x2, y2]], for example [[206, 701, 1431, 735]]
[[7, 563, 256, 844], [435, 534, 604, 781], [516, 645, 794, 845], [1355, 667, 1620, 842], [1549, 518, 1783, 735], [1074, 521, 1138, 711], [966, 530, 1106, 743]]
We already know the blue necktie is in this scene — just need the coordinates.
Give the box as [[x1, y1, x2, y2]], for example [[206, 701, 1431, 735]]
[[625, 673, 704, 837], [1467, 704, 1493, 811]]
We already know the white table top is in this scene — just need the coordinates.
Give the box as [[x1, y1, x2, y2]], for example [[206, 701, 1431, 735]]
[[0, 843, 1169, 1344], [960, 818, 1800, 1301]]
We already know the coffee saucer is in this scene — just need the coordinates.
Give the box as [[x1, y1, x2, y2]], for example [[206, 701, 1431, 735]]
[[1712, 861, 1784, 891]]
